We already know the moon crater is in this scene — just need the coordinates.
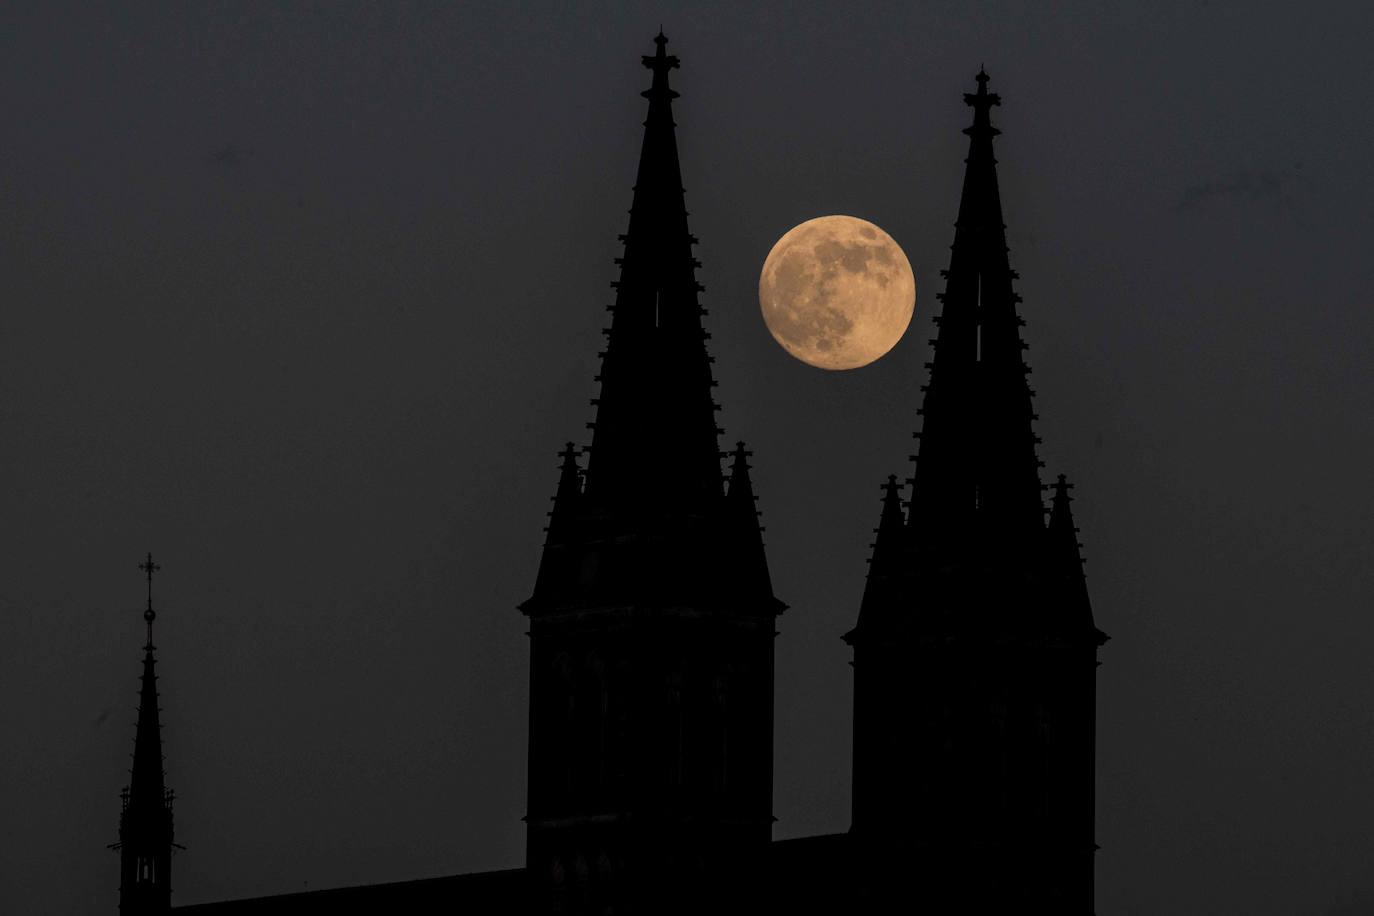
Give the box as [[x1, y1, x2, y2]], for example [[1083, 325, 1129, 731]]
[[759, 215, 915, 370]]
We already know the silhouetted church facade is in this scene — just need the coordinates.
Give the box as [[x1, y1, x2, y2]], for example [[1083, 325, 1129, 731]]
[[114, 35, 1106, 915]]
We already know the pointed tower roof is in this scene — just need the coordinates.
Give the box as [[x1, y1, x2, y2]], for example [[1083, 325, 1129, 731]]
[[583, 31, 723, 517], [523, 34, 779, 618], [908, 69, 1045, 558], [847, 71, 1072, 646], [128, 553, 167, 807], [115, 553, 176, 915]]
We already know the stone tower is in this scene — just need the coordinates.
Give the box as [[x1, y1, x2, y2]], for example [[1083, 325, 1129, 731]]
[[519, 33, 783, 915], [114, 554, 176, 915], [844, 71, 1108, 912]]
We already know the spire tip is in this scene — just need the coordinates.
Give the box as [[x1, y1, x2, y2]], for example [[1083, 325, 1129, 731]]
[[643, 28, 679, 75], [963, 65, 1001, 124], [138, 552, 162, 648]]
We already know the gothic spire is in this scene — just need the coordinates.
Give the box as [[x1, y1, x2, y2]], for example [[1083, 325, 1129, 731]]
[[117, 553, 175, 915], [523, 34, 778, 620], [845, 72, 1105, 910], [129, 553, 165, 808], [908, 69, 1045, 555], [583, 31, 723, 516]]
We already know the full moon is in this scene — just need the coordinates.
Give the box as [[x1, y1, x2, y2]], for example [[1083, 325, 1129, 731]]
[[759, 215, 916, 370]]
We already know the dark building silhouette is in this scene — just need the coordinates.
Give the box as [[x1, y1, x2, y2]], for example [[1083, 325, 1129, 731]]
[[121, 37, 1103, 916], [113, 554, 176, 916], [518, 32, 783, 914], [845, 70, 1108, 911]]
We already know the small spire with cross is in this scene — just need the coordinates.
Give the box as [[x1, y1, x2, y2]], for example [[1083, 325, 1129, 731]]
[[138, 552, 161, 650]]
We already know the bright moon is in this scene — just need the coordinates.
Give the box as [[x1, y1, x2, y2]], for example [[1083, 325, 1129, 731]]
[[759, 215, 916, 370]]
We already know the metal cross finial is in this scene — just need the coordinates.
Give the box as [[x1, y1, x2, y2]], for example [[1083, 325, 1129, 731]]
[[138, 552, 161, 647]]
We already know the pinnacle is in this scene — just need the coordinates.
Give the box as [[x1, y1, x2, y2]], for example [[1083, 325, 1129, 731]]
[[727, 441, 756, 503], [524, 36, 774, 619], [876, 474, 906, 532]]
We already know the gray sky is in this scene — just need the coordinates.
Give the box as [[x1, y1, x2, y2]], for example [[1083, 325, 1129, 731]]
[[2, 3, 1372, 913]]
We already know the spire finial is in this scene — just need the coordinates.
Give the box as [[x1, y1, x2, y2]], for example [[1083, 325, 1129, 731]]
[[727, 440, 755, 493], [138, 552, 161, 649], [965, 66, 1001, 123], [643, 29, 679, 79]]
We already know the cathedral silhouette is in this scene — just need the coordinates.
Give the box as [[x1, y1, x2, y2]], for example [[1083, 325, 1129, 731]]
[[111, 34, 1107, 915]]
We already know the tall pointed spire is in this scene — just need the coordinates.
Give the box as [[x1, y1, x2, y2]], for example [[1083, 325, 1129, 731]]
[[583, 30, 723, 516], [130, 555, 164, 806], [846, 71, 1105, 911], [523, 32, 774, 614], [523, 36, 780, 914], [116, 553, 175, 915], [908, 68, 1044, 563]]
